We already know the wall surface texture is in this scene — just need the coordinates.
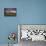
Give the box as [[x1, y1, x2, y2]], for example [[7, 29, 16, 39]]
[[0, 0, 46, 44]]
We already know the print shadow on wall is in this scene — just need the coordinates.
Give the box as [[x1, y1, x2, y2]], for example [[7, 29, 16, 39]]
[[4, 8, 16, 16]]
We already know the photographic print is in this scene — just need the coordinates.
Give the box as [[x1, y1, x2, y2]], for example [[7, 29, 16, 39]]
[[4, 8, 16, 16]]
